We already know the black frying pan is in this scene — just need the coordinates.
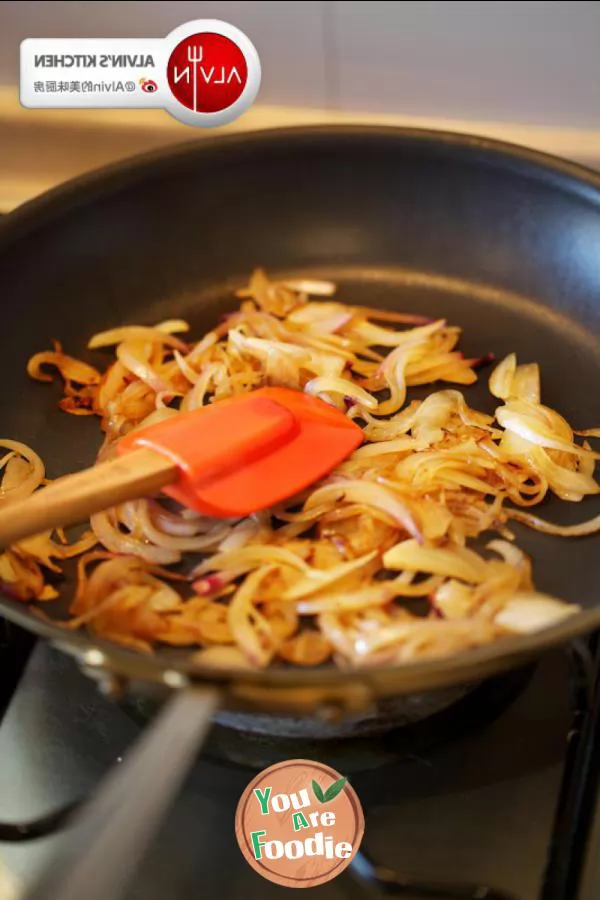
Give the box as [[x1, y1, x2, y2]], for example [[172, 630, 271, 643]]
[[1, 127, 599, 898]]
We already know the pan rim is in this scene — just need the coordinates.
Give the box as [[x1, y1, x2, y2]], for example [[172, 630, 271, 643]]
[[3, 124, 600, 242], [2, 598, 600, 695], [1, 123, 600, 696]]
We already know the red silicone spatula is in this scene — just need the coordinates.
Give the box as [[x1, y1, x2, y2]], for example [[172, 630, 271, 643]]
[[0, 387, 363, 547]]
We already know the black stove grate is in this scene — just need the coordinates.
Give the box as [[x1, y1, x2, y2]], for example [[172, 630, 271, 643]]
[[0, 629, 599, 899], [348, 635, 600, 900], [0, 620, 35, 725], [540, 635, 600, 900]]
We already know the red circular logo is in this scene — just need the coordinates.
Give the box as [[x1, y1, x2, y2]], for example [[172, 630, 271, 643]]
[[167, 32, 248, 113]]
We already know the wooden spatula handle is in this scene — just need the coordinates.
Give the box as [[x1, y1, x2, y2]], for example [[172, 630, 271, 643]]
[[0, 449, 177, 549]]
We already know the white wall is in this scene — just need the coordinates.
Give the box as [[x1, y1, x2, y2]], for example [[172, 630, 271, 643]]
[[1, 0, 600, 127]]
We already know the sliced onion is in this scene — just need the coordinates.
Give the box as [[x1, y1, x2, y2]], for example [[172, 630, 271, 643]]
[[147, 501, 213, 537], [512, 363, 540, 404], [353, 318, 445, 348], [0, 440, 45, 504], [90, 510, 180, 565], [228, 328, 309, 387], [135, 502, 231, 552], [288, 302, 352, 334], [486, 539, 527, 568], [432, 580, 476, 619], [304, 376, 377, 410], [16, 530, 96, 571], [192, 545, 310, 579], [296, 584, 396, 614], [89, 323, 188, 351], [508, 508, 600, 536], [186, 332, 218, 365], [494, 593, 580, 633], [497, 402, 599, 459], [218, 518, 261, 551], [27, 349, 100, 386], [9, 264, 600, 670], [278, 630, 332, 665], [227, 566, 278, 667], [383, 540, 490, 584], [281, 279, 337, 296], [351, 437, 418, 459], [305, 481, 421, 541], [576, 428, 600, 439], [116, 342, 171, 393], [173, 349, 200, 384], [283, 551, 377, 601], [236, 268, 303, 316], [489, 353, 516, 400], [0, 549, 44, 599]]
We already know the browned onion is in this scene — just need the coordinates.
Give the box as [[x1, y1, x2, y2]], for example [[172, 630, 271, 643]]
[[12, 274, 596, 667]]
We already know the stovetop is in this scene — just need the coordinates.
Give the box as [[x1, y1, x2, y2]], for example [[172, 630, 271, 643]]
[[0, 632, 599, 900]]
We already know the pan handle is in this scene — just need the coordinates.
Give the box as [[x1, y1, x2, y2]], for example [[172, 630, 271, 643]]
[[23, 685, 221, 900]]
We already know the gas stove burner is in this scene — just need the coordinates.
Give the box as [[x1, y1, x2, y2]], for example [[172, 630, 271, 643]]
[[206, 665, 534, 771], [351, 848, 518, 900], [123, 665, 535, 772]]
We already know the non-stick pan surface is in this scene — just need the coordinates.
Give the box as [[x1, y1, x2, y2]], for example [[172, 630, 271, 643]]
[[0, 126, 599, 697]]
